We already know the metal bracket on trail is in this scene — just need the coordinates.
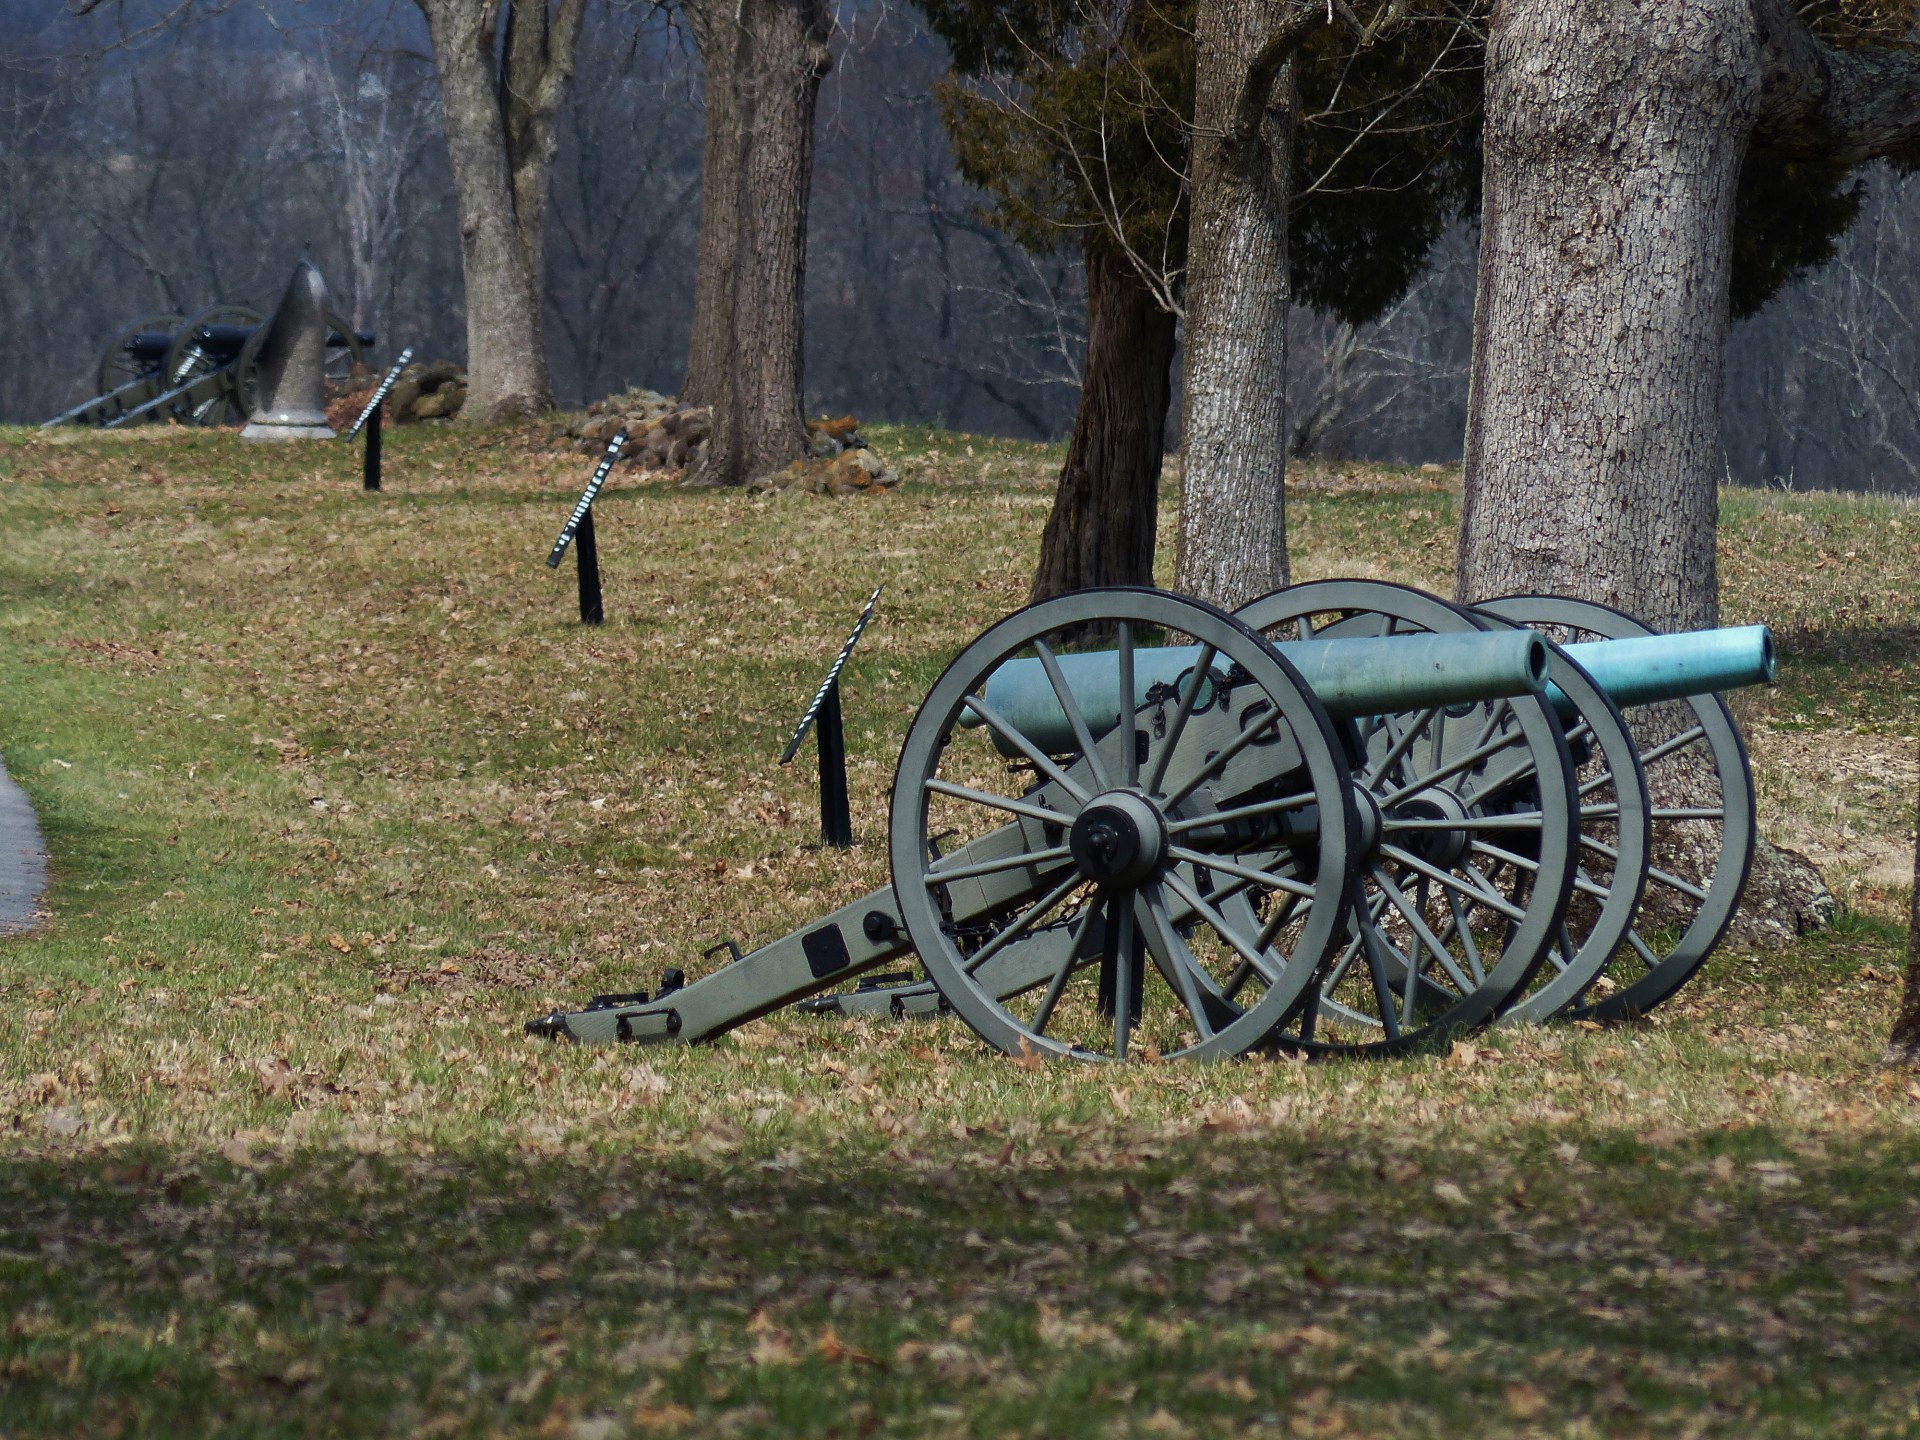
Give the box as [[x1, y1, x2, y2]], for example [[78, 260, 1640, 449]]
[[345, 347, 415, 442], [547, 430, 627, 568], [781, 584, 884, 764]]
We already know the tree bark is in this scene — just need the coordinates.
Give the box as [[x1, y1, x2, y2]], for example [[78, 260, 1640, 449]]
[[1456, 0, 1920, 629], [503, 0, 586, 303], [682, 2, 741, 409], [684, 0, 832, 486], [1030, 246, 1179, 602], [416, 0, 583, 425], [1456, 0, 1760, 631], [1175, 0, 1310, 610], [1889, 740, 1920, 1065]]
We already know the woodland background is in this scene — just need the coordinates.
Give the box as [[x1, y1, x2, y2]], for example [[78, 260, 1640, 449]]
[[4, 0, 1919, 494]]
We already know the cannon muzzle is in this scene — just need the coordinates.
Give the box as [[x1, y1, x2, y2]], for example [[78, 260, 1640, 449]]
[[970, 623, 1772, 755], [1560, 625, 1774, 710]]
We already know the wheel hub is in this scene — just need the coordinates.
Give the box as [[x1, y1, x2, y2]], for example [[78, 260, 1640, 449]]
[[1069, 791, 1168, 888], [1387, 789, 1471, 867]]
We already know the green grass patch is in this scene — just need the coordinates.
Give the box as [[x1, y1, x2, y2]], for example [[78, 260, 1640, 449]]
[[0, 423, 1916, 1436]]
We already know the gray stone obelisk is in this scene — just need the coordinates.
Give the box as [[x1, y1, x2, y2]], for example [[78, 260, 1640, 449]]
[[241, 260, 337, 441]]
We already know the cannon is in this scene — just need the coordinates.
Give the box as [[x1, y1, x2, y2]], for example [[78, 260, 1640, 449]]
[[45, 300, 372, 429], [528, 582, 1774, 1061], [806, 582, 1768, 1052]]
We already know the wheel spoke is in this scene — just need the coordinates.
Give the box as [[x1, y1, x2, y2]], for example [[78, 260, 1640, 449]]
[[1030, 904, 1100, 1037], [1143, 643, 1217, 795], [1650, 806, 1725, 821], [1367, 707, 1442, 788], [1355, 916, 1405, 1042], [1167, 846, 1318, 899], [1370, 867, 1476, 996], [962, 872, 1085, 976], [1032, 639, 1112, 791], [1469, 838, 1541, 874], [1161, 706, 1283, 810], [961, 694, 1092, 803], [925, 777, 1074, 826], [1549, 921, 1577, 973], [1166, 790, 1319, 835], [1645, 865, 1710, 903], [1445, 889, 1485, 985], [1378, 843, 1530, 922], [1378, 726, 1529, 808], [1576, 767, 1618, 798], [928, 844, 1072, 885], [1161, 871, 1281, 987], [1383, 813, 1544, 832], [1138, 888, 1217, 1039], [1626, 927, 1662, 970], [1636, 724, 1709, 768], [1111, 897, 1135, 1059], [1116, 622, 1137, 788], [1254, 889, 1310, 950]]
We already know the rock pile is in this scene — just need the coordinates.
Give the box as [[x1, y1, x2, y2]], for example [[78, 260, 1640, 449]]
[[387, 362, 468, 422], [750, 419, 899, 497], [554, 390, 898, 495], [324, 361, 468, 429], [556, 389, 710, 470]]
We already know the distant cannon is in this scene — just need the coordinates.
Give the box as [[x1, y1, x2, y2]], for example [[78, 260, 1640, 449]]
[[46, 300, 372, 430]]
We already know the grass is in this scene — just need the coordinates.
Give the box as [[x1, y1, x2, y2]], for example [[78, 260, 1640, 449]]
[[0, 420, 1918, 1437]]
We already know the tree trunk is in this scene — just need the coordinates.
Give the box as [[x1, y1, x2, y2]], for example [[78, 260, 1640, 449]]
[[1889, 741, 1920, 1065], [416, 0, 584, 425], [1175, 0, 1304, 610], [503, 0, 586, 307], [685, 0, 831, 486], [1029, 246, 1179, 602], [682, 3, 741, 409], [1455, 0, 1761, 632]]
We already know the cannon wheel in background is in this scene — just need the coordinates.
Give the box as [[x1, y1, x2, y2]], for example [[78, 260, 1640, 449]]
[[97, 313, 185, 396], [890, 587, 1359, 1062], [1234, 580, 1579, 1055], [1467, 608, 1653, 1025], [165, 303, 263, 426], [1476, 595, 1757, 1021], [322, 310, 367, 385]]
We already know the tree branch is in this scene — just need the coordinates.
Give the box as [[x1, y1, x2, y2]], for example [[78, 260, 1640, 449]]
[[1753, 0, 1920, 165]]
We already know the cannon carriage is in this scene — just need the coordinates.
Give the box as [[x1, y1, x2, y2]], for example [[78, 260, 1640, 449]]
[[46, 302, 372, 429], [529, 581, 1772, 1061]]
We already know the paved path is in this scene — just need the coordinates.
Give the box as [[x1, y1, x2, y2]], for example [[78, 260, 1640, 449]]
[[0, 753, 49, 936]]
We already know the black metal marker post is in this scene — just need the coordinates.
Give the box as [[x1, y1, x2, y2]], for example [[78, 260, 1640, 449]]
[[345, 345, 414, 493], [781, 584, 883, 848], [547, 429, 627, 626], [363, 403, 382, 491], [573, 503, 604, 625]]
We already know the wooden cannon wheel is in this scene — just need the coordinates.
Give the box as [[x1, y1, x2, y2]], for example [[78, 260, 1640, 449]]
[[165, 303, 263, 426], [1467, 607, 1653, 1025], [1234, 581, 1582, 1055], [889, 587, 1359, 1062], [96, 312, 184, 396], [1475, 595, 1757, 1021]]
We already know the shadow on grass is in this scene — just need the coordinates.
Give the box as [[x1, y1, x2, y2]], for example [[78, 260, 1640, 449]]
[[2, 1129, 1917, 1438]]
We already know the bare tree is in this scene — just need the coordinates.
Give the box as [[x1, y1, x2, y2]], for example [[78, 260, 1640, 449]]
[[1455, 0, 1920, 631], [1725, 164, 1920, 493], [414, 0, 587, 423], [1176, 0, 1441, 608], [306, 25, 441, 335], [680, 0, 833, 485], [1891, 750, 1920, 1065]]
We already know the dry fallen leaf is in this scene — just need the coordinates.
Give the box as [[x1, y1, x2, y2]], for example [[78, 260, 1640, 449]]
[[1504, 1381, 1548, 1418]]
